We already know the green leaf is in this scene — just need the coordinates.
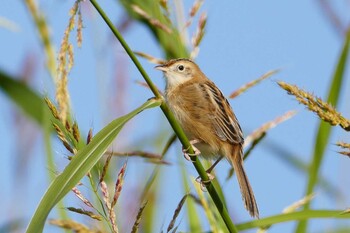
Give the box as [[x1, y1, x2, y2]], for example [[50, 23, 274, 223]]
[[0, 70, 49, 125], [90, 1, 237, 231], [237, 210, 350, 231], [118, 0, 189, 59], [180, 160, 203, 233], [0, 71, 70, 220], [26, 98, 161, 233], [138, 134, 176, 233], [296, 29, 350, 232]]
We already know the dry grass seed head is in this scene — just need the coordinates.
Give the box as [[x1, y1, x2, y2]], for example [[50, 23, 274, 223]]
[[191, 12, 207, 47], [99, 153, 113, 184], [56, 1, 83, 124], [68, 43, 74, 71], [341, 208, 350, 215], [282, 193, 315, 213], [72, 121, 80, 142], [63, 140, 75, 154], [100, 181, 111, 210], [184, 0, 204, 28], [44, 97, 60, 120], [72, 187, 94, 208], [131, 202, 148, 233], [190, 12, 207, 59], [134, 51, 165, 65], [244, 110, 296, 147], [105, 150, 169, 164], [111, 163, 127, 209], [65, 120, 71, 132], [278, 81, 350, 131], [52, 123, 74, 154], [339, 151, 350, 157], [87, 128, 93, 144], [67, 207, 102, 221], [24, 0, 57, 79], [336, 142, 350, 158], [100, 181, 119, 233], [229, 69, 279, 99], [55, 70, 70, 124], [190, 0, 204, 18], [49, 219, 93, 232], [131, 4, 172, 34], [167, 194, 188, 233], [77, 9, 83, 47], [109, 209, 118, 233], [336, 142, 350, 149]]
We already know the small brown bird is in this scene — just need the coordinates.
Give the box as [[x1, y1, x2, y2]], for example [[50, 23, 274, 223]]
[[155, 58, 259, 218]]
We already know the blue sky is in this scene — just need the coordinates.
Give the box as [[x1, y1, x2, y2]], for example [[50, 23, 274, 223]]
[[1, 1, 349, 232]]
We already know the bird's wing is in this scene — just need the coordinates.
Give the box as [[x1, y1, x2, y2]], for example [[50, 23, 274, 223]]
[[201, 81, 244, 145]]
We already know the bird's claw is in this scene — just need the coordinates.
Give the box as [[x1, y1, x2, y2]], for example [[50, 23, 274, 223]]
[[182, 139, 201, 161], [196, 173, 215, 191]]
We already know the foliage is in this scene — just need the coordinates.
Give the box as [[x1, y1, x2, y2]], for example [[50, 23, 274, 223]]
[[1, 0, 350, 232]]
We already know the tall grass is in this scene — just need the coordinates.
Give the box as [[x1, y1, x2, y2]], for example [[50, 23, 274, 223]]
[[1, 0, 350, 232]]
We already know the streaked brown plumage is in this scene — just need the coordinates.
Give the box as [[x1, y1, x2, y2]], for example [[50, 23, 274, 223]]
[[155, 58, 259, 218]]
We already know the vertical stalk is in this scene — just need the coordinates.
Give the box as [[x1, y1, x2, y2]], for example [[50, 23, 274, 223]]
[[89, 0, 238, 232]]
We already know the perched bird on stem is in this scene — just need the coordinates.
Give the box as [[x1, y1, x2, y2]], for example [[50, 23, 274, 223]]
[[155, 58, 259, 218]]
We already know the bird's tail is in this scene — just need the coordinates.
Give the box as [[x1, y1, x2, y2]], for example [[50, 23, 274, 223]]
[[231, 145, 259, 218]]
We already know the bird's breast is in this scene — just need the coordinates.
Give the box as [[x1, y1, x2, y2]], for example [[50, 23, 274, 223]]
[[165, 87, 222, 157]]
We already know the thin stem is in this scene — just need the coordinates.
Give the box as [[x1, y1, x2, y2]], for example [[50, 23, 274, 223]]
[[89, 1, 238, 232]]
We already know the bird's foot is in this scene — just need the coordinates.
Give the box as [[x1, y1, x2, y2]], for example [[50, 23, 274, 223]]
[[196, 173, 215, 191], [182, 139, 201, 161]]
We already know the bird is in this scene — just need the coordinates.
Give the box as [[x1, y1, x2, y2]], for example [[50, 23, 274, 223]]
[[155, 58, 259, 218]]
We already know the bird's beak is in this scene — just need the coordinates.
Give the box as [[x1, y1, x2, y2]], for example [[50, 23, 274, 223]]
[[154, 64, 168, 72]]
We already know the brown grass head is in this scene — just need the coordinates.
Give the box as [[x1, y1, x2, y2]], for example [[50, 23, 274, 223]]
[[52, 123, 74, 154], [336, 141, 350, 158], [49, 219, 91, 232], [56, 1, 84, 124], [131, 202, 148, 233], [278, 81, 350, 131], [44, 97, 60, 120], [99, 153, 113, 184], [71, 187, 94, 208], [229, 69, 279, 99], [111, 163, 127, 209], [72, 121, 80, 142], [167, 194, 188, 233], [87, 128, 93, 144], [190, 12, 207, 59], [67, 207, 102, 221], [244, 110, 297, 148], [134, 51, 165, 65], [131, 4, 172, 34]]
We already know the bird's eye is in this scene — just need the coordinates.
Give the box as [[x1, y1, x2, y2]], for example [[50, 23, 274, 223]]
[[178, 65, 184, 71]]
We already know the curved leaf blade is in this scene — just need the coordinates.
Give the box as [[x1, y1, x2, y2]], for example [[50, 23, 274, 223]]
[[0, 70, 49, 125], [237, 210, 350, 231], [296, 29, 350, 232], [26, 98, 161, 233]]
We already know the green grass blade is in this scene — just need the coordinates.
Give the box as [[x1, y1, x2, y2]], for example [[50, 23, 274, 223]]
[[0, 70, 50, 125], [26, 98, 161, 233], [237, 210, 350, 231], [90, 1, 237, 231], [118, 0, 189, 59], [0, 71, 71, 222], [296, 29, 350, 232], [180, 161, 203, 232]]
